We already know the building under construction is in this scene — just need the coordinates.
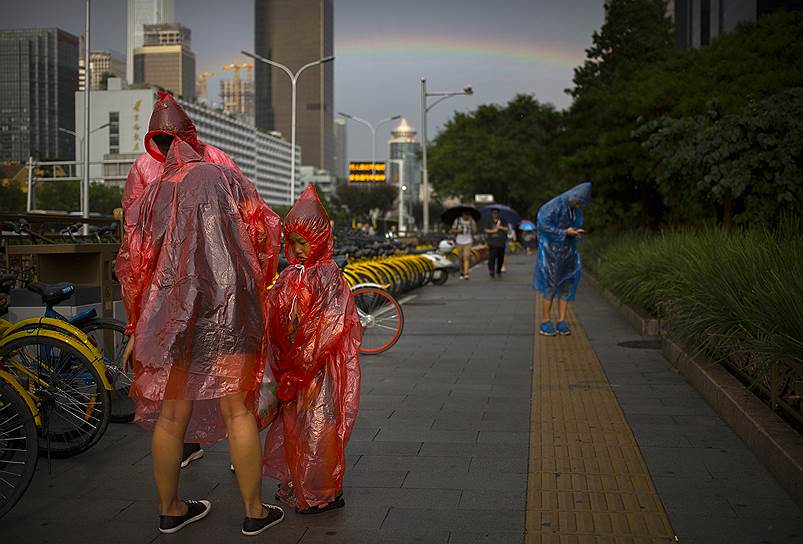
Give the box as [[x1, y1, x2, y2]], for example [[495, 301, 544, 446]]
[[220, 63, 255, 125]]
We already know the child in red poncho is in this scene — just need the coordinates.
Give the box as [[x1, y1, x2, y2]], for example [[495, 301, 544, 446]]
[[263, 185, 362, 514]]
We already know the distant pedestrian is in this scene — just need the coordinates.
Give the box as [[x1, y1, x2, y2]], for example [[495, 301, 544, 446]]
[[533, 182, 592, 336], [484, 208, 509, 278], [451, 211, 477, 280], [523, 230, 536, 255]]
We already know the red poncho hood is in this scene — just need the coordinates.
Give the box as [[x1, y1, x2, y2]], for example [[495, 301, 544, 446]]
[[283, 185, 334, 266], [144, 91, 201, 163]]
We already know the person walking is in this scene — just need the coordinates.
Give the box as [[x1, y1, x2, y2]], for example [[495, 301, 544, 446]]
[[484, 208, 509, 278], [117, 139, 284, 535], [533, 182, 592, 336], [451, 211, 477, 280]]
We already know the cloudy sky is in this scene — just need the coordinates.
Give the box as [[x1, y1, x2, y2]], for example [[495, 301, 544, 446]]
[[5, 0, 605, 161]]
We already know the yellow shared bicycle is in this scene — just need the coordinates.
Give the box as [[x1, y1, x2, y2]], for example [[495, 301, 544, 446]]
[[0, 292, 111, 461]]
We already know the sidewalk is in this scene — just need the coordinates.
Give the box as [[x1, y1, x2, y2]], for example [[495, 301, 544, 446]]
[[3, 254, 802, 543]]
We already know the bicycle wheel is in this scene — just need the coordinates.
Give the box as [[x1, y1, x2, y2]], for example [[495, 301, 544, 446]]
[[81, 319, 134, 423], [2, 336, 110, 458], [353, 287, 404, 355], [0, 378, 38, 519]]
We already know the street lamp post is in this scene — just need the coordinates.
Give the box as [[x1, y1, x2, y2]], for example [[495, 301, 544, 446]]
[[242, 50, 334, 204], [338, 113, 401, 179], [420, 79, 473, 233], [388, 158, 406, 235], [83, 0, 91, 234]]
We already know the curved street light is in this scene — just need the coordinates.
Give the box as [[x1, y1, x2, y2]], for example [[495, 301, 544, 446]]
[[242, 50, 334, 204], [337, 112, 401, 179], [420, 80, 473, 233]]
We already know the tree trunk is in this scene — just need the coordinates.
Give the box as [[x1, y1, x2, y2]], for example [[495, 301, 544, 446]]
[[640, 182, 648, 229], [722, 192, 734, 231]]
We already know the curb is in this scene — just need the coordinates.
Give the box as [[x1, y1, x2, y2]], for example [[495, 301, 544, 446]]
[[581, 271, 660, 336], [583, 270, 803, 510]]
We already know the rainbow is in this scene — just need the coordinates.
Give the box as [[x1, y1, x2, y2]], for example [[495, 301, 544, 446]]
[[335, 34, 585, 67]]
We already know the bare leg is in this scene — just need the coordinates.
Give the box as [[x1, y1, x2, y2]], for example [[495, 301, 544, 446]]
[[220, 393, 266, 519], [558, 299, 569, 322], [542, 297, 553, 323], [153, 399, 193, 516]]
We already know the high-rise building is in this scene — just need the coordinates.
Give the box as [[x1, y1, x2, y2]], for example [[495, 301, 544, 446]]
[[333, 117, 348, 180], [80, 49, 126, 91], [133, 23, 195, 98], [254, 0, 334, 172], [127, 0, 174, 83], [673, 0, 803, 48], [0, 28, 79, 162], [388, 117, 421, 201]]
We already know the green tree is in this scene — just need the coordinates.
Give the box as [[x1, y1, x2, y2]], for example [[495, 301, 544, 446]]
[[641, 88, 803, 228], [427, 94, 562, 218], [562, 0, 674, 231], [570, 0, 674, 97]]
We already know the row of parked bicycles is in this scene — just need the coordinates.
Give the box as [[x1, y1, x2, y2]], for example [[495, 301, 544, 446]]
[[3, 219, 120, 245], [0, 271, 132, 518]]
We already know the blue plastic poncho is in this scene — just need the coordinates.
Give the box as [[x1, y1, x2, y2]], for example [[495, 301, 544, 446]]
[[532, 182, 592, 301]]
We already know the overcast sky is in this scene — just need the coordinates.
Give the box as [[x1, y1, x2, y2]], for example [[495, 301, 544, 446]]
[[4, 0, 605, 161]]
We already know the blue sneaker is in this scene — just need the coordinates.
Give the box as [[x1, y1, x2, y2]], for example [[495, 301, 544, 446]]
[[539, 321, 557, 336], [556, 321, 571, 336]]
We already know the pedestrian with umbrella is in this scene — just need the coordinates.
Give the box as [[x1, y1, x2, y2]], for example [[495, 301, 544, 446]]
[[520, 221, 536, 255], [442, 205, 479, 280], [533, 182, 592, 336]]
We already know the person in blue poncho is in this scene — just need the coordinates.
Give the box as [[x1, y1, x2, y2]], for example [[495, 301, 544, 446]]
[[532, 182, 592, 336]]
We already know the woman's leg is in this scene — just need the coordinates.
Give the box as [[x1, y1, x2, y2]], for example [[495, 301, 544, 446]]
[[463, 246, 470, 275], [153, 399, 193, 515], [219, 393, 266, 519]]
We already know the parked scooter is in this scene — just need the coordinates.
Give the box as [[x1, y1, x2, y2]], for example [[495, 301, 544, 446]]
[[422, 239, 460, 285]]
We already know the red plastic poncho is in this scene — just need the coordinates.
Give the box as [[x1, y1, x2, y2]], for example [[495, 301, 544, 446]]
[[122, 91, 241, 212], [263, 186, 362, 510], [115, 139, 281, 443]]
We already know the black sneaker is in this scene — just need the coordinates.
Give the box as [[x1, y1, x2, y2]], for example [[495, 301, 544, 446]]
[[180, 443, 204, 468], [242, 504, 284, 536], [159, 499, 211, 534]]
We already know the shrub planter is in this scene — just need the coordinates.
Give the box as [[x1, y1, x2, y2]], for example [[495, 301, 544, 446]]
[[584, 271, 803, 509], [581, 271, 660, 336]]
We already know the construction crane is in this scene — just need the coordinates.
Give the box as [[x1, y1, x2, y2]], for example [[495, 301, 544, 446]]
[[197, 71, 215, 101]]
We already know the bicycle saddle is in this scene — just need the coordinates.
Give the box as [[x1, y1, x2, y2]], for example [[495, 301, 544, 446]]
[[26, 282, 75, 305]]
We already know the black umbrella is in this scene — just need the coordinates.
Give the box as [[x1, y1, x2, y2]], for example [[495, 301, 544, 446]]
[[441, 205, 481, 225], [479, 204, 522, 226]]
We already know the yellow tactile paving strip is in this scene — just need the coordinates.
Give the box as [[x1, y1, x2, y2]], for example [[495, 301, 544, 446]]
[[526, 298, 676, 544]]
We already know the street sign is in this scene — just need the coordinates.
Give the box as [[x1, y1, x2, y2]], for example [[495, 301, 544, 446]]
[[349, 161, 386, 183], [475, 194, 494, 203]]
